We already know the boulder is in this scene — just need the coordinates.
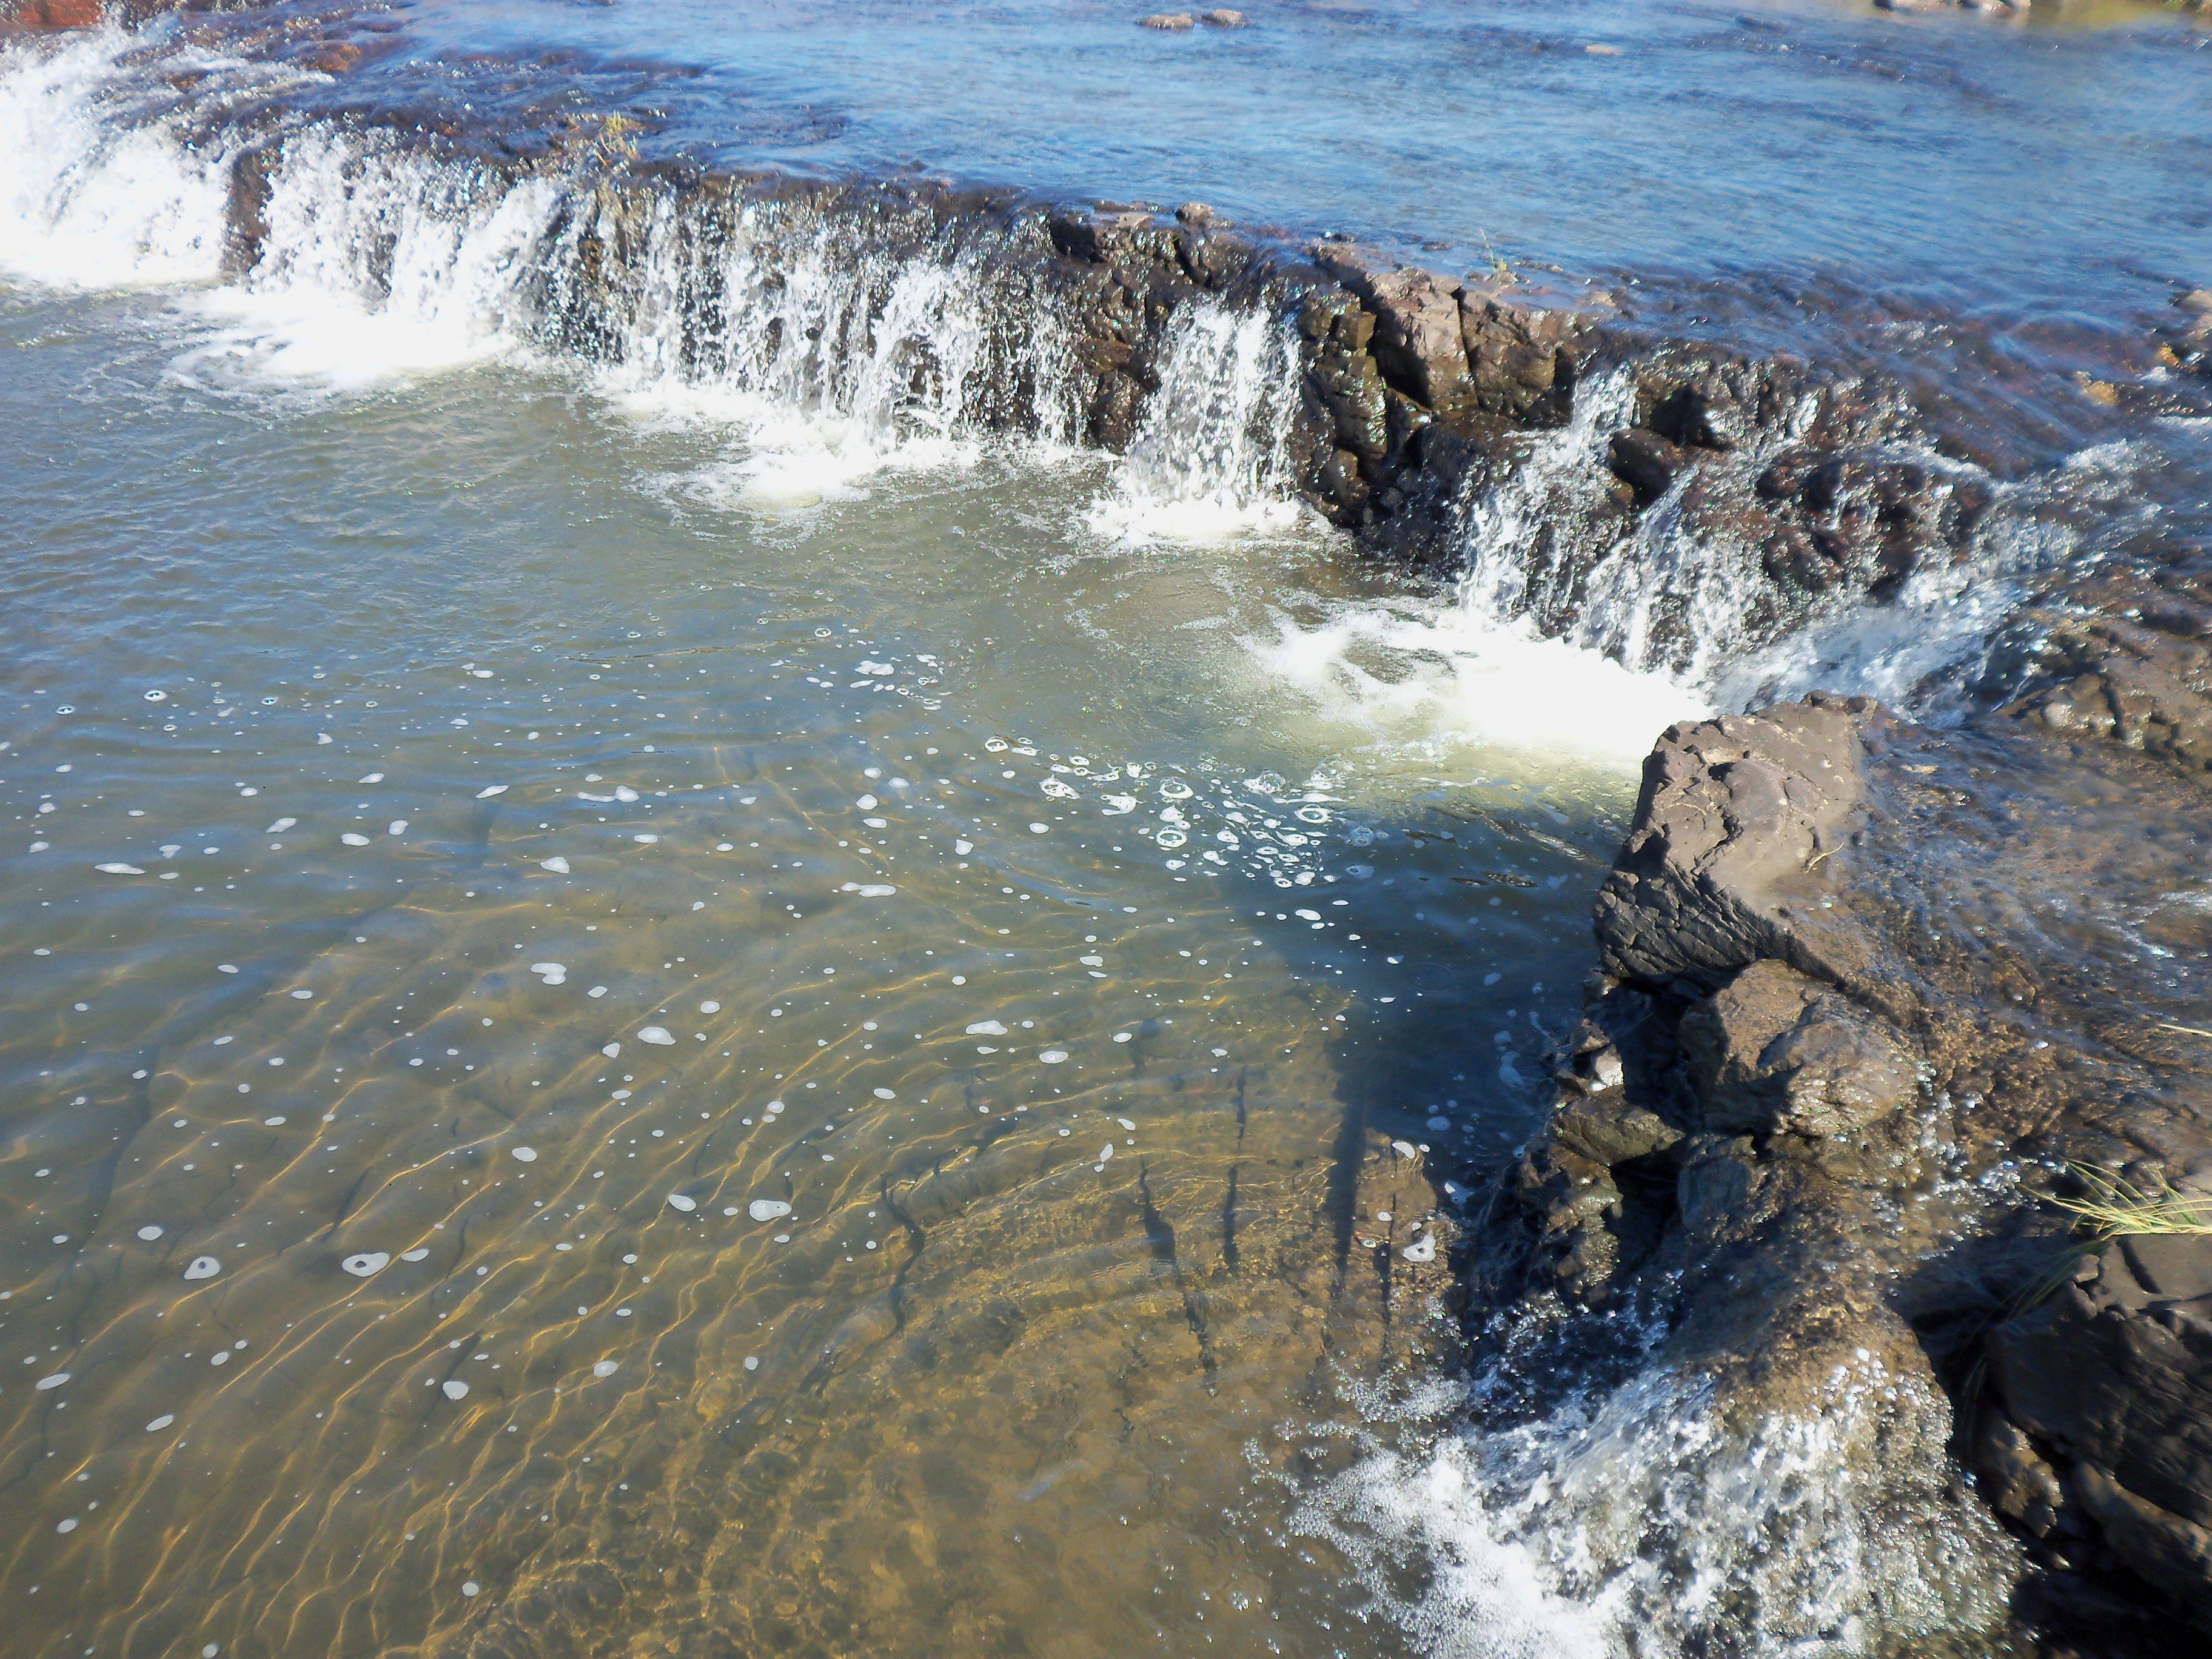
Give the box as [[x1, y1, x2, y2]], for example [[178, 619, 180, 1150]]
[[1593, 695, 1888, 1004], [1310, 245, 1471, 412]]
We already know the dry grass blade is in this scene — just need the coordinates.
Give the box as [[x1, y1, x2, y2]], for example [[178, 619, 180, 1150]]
[[2051, 1163, 2212, 1239]]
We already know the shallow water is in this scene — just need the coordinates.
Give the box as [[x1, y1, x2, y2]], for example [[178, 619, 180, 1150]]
[[286, 0, 2212, 322], [0, 278, 1654, 1658], [4, 2, 2210, 1654]]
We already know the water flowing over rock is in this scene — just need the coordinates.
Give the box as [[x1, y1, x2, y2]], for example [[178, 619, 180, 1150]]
[[1488, 655, 2212, 1648]]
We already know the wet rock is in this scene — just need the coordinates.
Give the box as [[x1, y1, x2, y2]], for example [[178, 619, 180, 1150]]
[[1199, 8, 1248, 25], [1592, 695, 1888, 1002], [1606, 426, 1689, 505], [1679, 959, 1917, 1138], [1459, 286, 1580, 425], [1310, 244, 1471, 412], [1994, 569, 2212, 785], [1987, 1233, 2212, 1634], [1138, 12, 1195, 28], [5, 0, 103, 27]]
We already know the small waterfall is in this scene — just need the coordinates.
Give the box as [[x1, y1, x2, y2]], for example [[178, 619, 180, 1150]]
[[1087, 301, 1308, 542], [0, 28, 236, 287]]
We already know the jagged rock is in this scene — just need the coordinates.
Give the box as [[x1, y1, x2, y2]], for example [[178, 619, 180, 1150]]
[[1679, 959, 1917, 1138], [1995, 572, 2212, 784], [1593, 695, 1889, 1004], [1310, 245, 1471, 412], [1987, 1233, 2212, 1634], [1460, 285, 1580, 424]]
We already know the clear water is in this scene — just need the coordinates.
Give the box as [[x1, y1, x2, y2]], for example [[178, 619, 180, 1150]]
[[0, 276, 1647, 1658], [358, 0, 2212, 324], [4, 3, 2207, 1654]]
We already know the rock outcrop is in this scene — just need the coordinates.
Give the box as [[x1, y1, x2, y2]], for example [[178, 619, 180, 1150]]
[[1491, 673, 2212, 1648]]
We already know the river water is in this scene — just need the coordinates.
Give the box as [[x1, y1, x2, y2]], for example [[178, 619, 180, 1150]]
[[1, 3, 2208, 1657]]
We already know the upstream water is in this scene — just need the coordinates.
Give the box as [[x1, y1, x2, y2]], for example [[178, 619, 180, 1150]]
[[2, 4, 2210, 1657]]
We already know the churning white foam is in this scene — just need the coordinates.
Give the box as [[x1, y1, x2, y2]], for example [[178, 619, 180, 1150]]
[[1302, 1355, 2015, 1659], [1248, 599, 1709, 768], [0, 30, 235, 289]]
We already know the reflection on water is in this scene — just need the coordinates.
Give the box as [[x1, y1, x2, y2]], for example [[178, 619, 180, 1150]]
[[0, 286, 1642, 1657]]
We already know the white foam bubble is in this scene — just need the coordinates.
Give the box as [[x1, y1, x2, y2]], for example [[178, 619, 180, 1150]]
[[592, 1359, 619, 1378], [541, 856, 571, 874], [638, 1027, 674, 1046], [342, 1252, 390, 1278], [511, 1146, 538, 1163], [748, 1199, 791, 1222], [137, 1225, 163, 1241], [183, 1255, 221, 1281], [1245, 599, 1708, 768], [443, 1379, 469, 1401], [667, 1193, 697, 1213]]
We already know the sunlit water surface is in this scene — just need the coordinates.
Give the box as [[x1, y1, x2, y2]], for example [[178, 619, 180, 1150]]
[[0, 283, 1651, 1658]]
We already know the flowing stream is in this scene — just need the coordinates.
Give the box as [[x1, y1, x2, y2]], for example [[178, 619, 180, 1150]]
[[2, 6, 2209, 1656]]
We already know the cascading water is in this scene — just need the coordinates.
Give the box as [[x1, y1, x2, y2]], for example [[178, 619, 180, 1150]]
[[3, 21, 2168, 1659]]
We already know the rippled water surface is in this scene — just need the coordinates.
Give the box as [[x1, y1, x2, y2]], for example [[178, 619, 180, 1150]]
[[318, 0, 2212, 320], [7, 0, 2211, 1651], [0, 281, 1648, 1657]]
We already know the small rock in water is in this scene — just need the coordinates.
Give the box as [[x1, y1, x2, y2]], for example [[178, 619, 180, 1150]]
[[748, 1199, 792, 1222], [1140, 11, 1195, 26], [343, 1252, 390, 1277]]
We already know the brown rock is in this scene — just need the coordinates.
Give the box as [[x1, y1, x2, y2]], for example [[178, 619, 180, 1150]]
[[8, 0, 104, 27], [1678, 959, 1918, 1138]]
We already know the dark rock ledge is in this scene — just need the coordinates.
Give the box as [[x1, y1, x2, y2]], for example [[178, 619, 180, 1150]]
[[1484, 633, 2212, 1645]]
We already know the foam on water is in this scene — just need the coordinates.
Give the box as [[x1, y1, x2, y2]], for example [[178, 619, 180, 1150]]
[[1247, 600, 1709, 768]]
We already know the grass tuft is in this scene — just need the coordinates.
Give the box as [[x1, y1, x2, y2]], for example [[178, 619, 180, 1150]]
[[2051, 1163, 2212, 1239]]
